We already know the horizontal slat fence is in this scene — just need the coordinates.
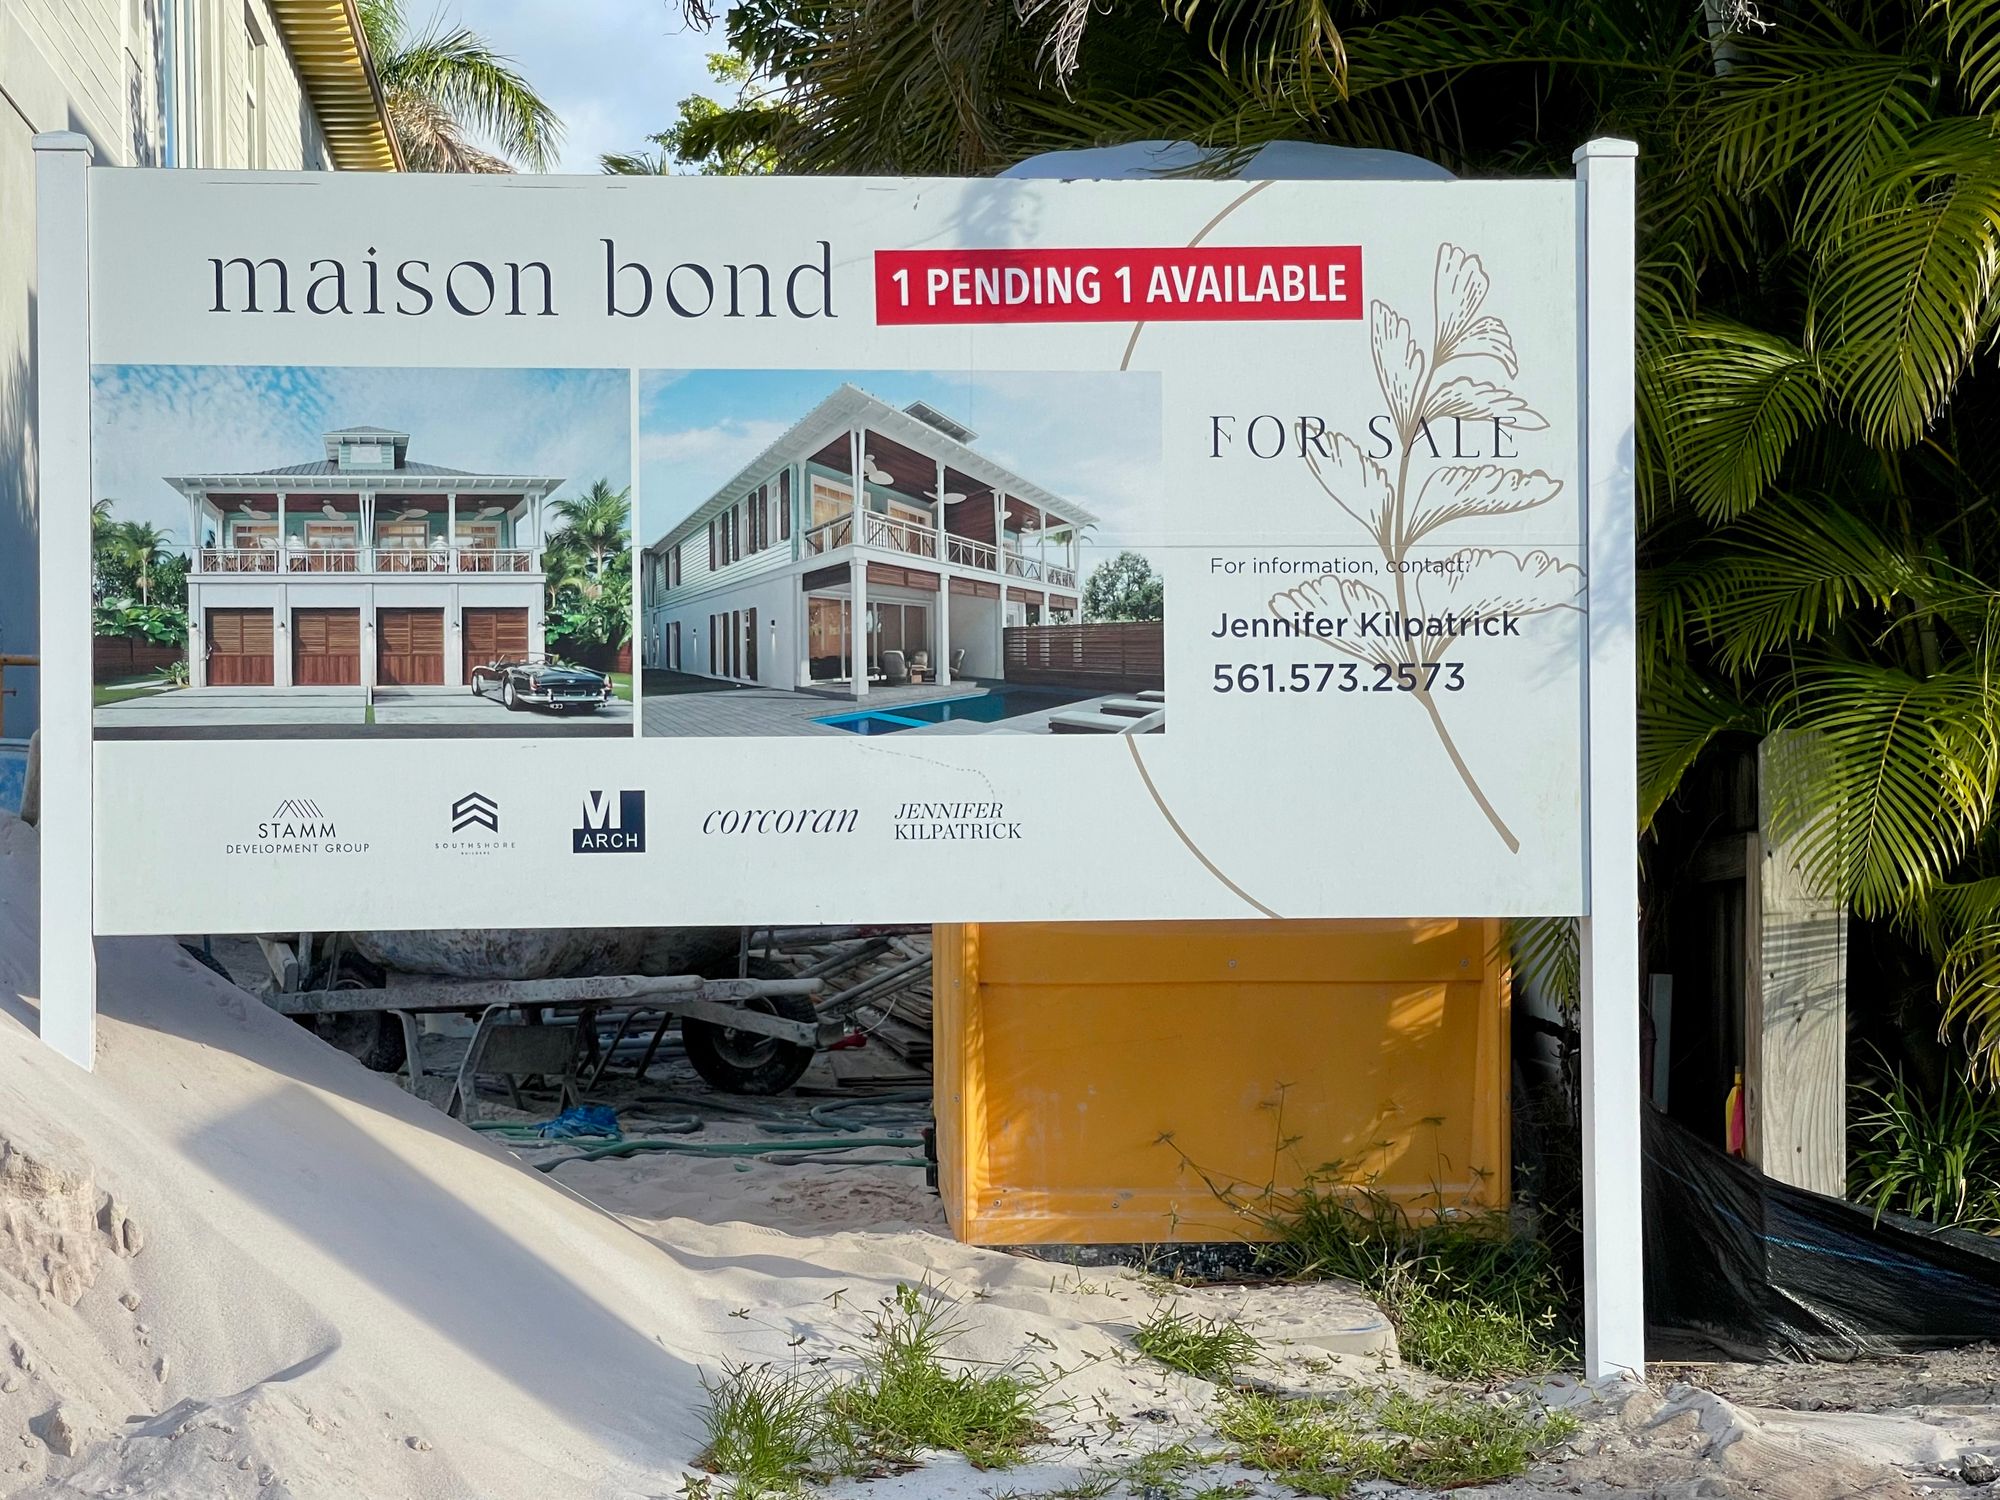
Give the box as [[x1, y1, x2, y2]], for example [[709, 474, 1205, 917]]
[[1003, 622, 1163, 691]]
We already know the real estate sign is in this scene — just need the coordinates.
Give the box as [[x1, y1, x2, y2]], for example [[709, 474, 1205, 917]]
[[48, 155, 1630, 933], [35, 133, 1640, 1378]]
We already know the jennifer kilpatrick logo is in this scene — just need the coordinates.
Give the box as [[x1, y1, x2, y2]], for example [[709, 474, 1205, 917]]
[[224, 798, 370, 857], [438, 791, 513, 855], [573, 790, 646, 853]]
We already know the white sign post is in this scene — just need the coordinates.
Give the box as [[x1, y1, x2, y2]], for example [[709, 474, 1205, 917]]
[[31, 133, 1643, 1378]]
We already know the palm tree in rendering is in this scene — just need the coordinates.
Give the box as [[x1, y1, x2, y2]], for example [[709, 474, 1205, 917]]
[[357, 0, 561, 173], [114, 521, 172, 607], [549, 481, 630, 599]]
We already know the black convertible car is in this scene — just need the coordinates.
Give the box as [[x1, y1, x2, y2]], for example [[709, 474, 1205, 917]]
[[469, 654, 613, 713]]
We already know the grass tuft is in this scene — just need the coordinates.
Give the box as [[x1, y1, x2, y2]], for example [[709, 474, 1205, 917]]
[[693, 1361, 836, 1499], [1217, 1384, 1576, 1495], [828, 1283, 1045, 1469], [1132, 1306, 1260, 1382], [1252, 1178, 1570, 1379]]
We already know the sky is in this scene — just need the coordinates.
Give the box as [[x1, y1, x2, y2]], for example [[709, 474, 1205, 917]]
[[91, 366, 631, 551], [637, 370, 1164, 577], [449, 0, 720, 173]]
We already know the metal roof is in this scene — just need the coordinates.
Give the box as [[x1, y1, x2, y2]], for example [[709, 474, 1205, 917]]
[[646, 383, 1099, 554]]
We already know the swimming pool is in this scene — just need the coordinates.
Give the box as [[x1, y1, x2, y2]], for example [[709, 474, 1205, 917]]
[[816, 688, 1082, 735]]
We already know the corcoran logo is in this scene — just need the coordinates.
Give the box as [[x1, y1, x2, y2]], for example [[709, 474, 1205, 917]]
[[452, 791, 500, 833], [573, 790, 645, 854]]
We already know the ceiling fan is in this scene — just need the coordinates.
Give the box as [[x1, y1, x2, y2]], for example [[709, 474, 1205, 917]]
[[320, 502, 343, 520], [923, 487, 969, 504], [236, 500, 258, 517], [396, 505, 426, 521], [864, 453, 894, 485]]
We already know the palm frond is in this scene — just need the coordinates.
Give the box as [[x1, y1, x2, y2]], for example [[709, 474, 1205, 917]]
[[1639, 660, 1756, 828], [1678, 493, 1919, 675], [1814, 118, 2000, 448], [1769, 659, 2000, 915], [381, 24, 563, 171], [1649, 318, 1827, 520]]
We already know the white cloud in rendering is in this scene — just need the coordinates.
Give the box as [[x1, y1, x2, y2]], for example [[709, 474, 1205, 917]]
[[91, 365, 632, 549]]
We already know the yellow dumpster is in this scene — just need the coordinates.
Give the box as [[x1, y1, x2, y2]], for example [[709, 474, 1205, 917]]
[[931, 919, 1510, 1244]]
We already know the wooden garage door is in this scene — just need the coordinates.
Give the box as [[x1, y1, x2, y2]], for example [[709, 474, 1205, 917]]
[[462, 607, 530, 679], [377, 608, 445, 685], [205, 608, 273, 685], [291, 608, 360, 685]]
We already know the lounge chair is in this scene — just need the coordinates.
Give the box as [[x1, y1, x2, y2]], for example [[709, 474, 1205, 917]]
[[909, 651, 931, 683], [1049, 708, 1166, 734], [1137, 689, 1166, 703], [949, 648, 966, 676], [1099, 698, 1154, 718], [881, 649, 911, 686]]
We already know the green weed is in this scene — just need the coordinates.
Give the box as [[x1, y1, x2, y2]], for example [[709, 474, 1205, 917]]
[[1216, 1385, 1575, 1495], [693, 1361, 838, 1499], [829, 1283, 1045, 1468], [1132, 1307, 1260, 1381]]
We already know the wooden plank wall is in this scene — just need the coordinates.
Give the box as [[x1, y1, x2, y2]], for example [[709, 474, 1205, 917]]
[[1003, 622, 1163, 692]]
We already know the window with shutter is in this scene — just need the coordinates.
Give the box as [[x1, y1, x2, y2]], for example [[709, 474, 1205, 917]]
[[779, 470, 791, 540], [708, 520, 717, 570]]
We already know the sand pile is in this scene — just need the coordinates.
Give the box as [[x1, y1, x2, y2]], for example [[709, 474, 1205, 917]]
[[0, 813, 1274, 1499]]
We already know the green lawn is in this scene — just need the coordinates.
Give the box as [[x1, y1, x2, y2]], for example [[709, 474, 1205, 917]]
[[608, 671, 633, 702], [92, 674, 177, 707]]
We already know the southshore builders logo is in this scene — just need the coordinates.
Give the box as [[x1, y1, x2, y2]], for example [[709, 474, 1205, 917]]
[[573, 790, 646, 853], [224, 798, 370, 857], [438, 791, 513, 855]]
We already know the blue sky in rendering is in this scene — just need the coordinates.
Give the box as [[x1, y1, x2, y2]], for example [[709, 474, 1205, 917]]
[[91, 365, 631, 550], [638, 369, 1163, 574]]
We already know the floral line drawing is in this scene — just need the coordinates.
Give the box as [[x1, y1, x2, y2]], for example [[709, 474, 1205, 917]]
[[1271, 244, 1585, 853]]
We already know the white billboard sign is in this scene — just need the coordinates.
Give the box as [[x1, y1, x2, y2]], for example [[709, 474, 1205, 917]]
[[66, 165, 1602, 931], [33, 136, 1640, 1375]]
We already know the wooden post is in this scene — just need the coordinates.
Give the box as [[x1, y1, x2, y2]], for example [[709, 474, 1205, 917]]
[[1745, 732, 1848, 1195]]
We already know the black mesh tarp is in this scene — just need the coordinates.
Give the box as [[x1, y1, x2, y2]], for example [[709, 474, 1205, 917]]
[[1643, 1107, 2000, 1358]]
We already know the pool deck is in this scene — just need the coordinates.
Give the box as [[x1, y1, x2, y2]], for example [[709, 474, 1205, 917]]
[[639, 674, 1118, 738]]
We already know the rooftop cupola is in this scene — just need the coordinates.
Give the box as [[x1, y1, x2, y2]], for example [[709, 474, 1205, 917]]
[[324, 426, 411, 473]]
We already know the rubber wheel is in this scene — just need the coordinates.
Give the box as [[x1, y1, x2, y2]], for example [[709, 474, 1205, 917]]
[[313, 1010, 409, 1073], [502, 679, 519, 711], [682, 992, 819, 1095]]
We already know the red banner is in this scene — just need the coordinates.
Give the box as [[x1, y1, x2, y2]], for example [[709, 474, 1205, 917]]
[[875, 246, 1363, 325]]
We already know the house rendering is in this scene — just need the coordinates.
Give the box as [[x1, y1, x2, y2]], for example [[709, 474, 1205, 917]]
[[641, 385, 1094, 699], [172, 428, 560, 690]]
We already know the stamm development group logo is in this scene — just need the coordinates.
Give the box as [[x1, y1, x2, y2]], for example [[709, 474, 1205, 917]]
[[573, 790, 646, 853], [223, 798, 368, 857], [452, 791, 500, 833]]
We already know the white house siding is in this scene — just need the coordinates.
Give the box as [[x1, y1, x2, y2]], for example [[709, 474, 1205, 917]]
[[644, 463, 802, 677], [0, 0, 337, 736], [646, 571, 799, 689]]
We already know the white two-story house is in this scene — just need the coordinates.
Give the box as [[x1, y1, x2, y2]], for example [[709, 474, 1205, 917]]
[[173, 427, 559, 690], [641, 385, 1093, 700]]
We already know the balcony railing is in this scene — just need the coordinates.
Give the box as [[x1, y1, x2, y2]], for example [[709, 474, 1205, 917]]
[[860, 513, 938, 559], [1004, 550, 1044, 582], [197, 545, 539, 575], [798, 516, 1077, 588], [945, 534, 997, 571]]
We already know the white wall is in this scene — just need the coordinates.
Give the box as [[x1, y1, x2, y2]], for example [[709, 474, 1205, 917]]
[[648, 571, 798, 688], [949, 592, 1001, 679]]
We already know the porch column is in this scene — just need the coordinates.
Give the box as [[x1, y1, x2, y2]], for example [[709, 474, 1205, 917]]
[[447, 491, 457, 565], [361, 583, 376, 694], [993, 489, 1004, 570], [187, 493, 203, 571], [937, 581, 952, 686], [273, 581, 293, 688], [276, 490, 286, 568], [995, 584, 1006, 680], [850, 555, 868, 700], [849, 428, 865, 546], [935, 458, 948, 562]]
